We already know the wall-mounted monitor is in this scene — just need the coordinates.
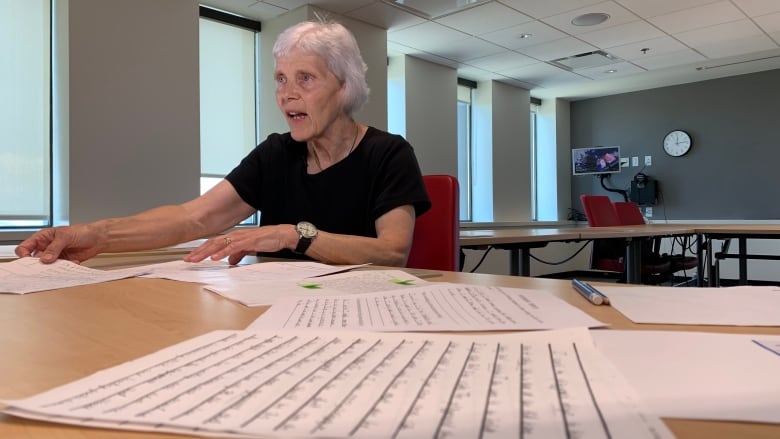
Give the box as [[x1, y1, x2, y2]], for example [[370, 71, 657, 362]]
[[572, 146, 621, 176]]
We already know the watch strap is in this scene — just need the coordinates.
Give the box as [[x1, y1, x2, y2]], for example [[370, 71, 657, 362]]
[[294, 235, 313, 254]]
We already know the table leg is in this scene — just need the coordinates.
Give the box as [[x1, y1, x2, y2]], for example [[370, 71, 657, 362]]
[[625, 238, 642, 284], [739, 237, 748, 285], [508, 248, 530, 276], [695, 234, 704, 287]]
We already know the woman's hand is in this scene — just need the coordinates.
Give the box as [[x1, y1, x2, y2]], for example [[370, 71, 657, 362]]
[[184, 224, 297, 265], [15, 224, 104, 264]]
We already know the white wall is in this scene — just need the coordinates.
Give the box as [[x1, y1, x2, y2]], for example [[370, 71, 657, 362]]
[[67, 0, 201, 224], [401, 56, 458, 176], [491, 82, 530, 222]]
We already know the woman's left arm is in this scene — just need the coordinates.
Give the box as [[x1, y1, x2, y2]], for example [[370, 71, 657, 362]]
[[302, 205, 416, 266]]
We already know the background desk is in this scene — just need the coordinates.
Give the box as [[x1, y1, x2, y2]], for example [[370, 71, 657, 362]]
[[460, 227, 581, 276], [461, 225, 697, 284], [1, 265, 778, 438], [694, 224, 780, 286]]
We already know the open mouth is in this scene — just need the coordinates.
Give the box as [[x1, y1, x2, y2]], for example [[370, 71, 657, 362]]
[[287, 111, 307, 120]]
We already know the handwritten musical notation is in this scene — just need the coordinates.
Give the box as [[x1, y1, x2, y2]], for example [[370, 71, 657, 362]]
[[248, 283, 606, 332], [3, 328, 672, 439]]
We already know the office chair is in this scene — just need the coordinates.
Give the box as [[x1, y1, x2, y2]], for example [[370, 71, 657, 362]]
[[580, 195, 670, 283], [406, 175, 460, 271], [613, 201, 697, 284]]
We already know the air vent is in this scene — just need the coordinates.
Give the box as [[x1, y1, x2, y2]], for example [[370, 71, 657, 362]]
[[383, 0, 491, 19], [549, 50, 620, 71]]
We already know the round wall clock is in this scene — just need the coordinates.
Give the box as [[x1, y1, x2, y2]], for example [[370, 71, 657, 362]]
[[662, 130, 692, 157]]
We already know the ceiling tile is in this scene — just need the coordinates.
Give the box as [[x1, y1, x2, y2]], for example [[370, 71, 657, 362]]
[[388, 21, 471, 52], [648, 1, 747, 34], [675, 19, 778, 58], [630, 48, 707, 70], [575, 61, 645, 79], [613, 0, 722, 18], [432, 37, 508, 62], [606, 36, 691, 60], [541, 1, 641, 35], [345, 2, 426, 31], [578, 20, 666, 49], [466, 50, 539, 71], [518, 37, 598, 61], [480, 21, 568, 50], [435, 2, 533, 36], [500, 0, 604, 19], [731, 0, 780, 17], [754, 11, 780, 34], [501, 62, 585, 88]]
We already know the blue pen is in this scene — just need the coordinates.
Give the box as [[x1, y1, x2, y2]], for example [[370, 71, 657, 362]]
[[572, 278, 610, 306]]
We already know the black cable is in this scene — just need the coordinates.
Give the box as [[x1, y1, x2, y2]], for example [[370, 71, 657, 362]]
[[599, 174, 628, 201], [467, 246, 493, 273], [529, 241, 592, 266]]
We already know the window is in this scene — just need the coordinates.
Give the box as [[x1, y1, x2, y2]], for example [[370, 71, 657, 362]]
[[457, 82, 475, 221], [199, 9, 261, 224], [0, 0, 51, 228]]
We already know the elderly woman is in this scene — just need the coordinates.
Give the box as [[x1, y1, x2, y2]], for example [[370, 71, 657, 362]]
[[16, 20, 430, 266]]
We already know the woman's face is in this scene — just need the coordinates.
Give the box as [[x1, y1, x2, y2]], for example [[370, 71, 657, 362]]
[[275, 49, 345, 142]]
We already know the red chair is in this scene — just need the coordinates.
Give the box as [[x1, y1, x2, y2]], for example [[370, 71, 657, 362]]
[[580, 195, 670, 282], [613, 201, 646, 225], [406, 175, 460, 271], [615, 201, 698, 278], [580, 195, 620, 227]]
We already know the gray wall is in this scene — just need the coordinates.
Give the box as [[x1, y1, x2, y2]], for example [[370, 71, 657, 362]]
[[67, 0, 200, 224], [571, 68, 780, 220]]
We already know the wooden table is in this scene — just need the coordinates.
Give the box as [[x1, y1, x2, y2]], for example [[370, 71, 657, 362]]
[[1, 264, 778, 438]]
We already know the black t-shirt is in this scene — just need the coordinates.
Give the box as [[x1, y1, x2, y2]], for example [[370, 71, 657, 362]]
[[225, 126, 431, 258]]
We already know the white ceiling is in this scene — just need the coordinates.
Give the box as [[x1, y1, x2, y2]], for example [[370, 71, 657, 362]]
[[200, 0, 780, 100]]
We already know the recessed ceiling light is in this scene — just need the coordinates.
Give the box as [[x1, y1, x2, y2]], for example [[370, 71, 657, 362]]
[[605, 69, 617, 73], [517, 33, 533, 39], [571, 12, 610, 26]]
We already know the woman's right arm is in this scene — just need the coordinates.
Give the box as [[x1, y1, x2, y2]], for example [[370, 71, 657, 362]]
[[15, 180, 255, 264]]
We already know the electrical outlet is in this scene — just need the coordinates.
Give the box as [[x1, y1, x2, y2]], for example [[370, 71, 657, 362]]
[[631, 156, 639, 167], [645, 207, 653, 217], [644, 155, 652, 166], [620, 157, 629, 168]]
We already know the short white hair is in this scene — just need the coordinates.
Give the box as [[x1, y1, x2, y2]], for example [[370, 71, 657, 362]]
[[273, 20, 370, 116]]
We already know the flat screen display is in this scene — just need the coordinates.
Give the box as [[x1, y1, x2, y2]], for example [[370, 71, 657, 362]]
[[572, 146, 621, 175]]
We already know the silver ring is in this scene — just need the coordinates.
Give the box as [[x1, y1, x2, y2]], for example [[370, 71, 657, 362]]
[[223, 236, 232, 246]]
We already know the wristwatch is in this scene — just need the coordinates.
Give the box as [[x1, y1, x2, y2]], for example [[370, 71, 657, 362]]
[[294, 221, 318, 254]]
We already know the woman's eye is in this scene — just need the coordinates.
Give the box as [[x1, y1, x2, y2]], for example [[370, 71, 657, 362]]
[[301, 73, 312, 81], [276, 76, 286, 84]]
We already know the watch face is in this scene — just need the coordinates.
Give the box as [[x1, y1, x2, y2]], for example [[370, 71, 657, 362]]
[[663, 130, 692, 157], [297, 221, 317, 238]]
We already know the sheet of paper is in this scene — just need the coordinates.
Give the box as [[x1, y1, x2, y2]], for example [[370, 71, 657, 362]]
[[0, 245, 17, 259], [2, 328, 672, 439], [597, 285, 780, 325], [139, 260, 368, 285], [0, 257, 151, 294], [592, 330, 780, 424], [205, 269, 427, 307], [248, 283, 607, 331]]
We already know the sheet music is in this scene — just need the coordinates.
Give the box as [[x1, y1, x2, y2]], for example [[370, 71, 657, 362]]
[[0, 257, 151, 294], [140, 260, 368, 286], [2, 328, 672, 439], [205, 269, 427, 307], [248, 283, 606, 331]]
